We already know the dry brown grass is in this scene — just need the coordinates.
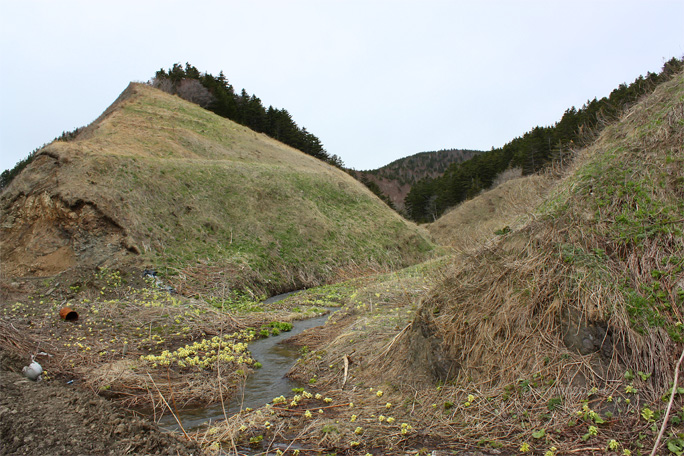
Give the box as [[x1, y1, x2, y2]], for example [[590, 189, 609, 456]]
[[428, 173, 554, 253], [411, 70, 684, 388], [376, 71, 684, 452], [208, 71, 684, 455], [0, 82, 434, 296]]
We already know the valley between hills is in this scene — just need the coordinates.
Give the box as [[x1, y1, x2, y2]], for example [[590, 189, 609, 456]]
[[1, 65, 684, 456]]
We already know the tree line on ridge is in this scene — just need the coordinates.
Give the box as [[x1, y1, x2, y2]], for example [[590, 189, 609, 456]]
[[404, 57, 684, 223], [151, 63, 344, 168]]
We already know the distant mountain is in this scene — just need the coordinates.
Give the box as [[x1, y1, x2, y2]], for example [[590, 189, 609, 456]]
[[350, 149, 482, 211]]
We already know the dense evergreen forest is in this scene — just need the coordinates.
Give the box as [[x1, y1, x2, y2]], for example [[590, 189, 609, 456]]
[[404, 57, 684, 222], [152, 63, 343, 168], [362, 149, 481, 186], [351, 149, 481, 211]]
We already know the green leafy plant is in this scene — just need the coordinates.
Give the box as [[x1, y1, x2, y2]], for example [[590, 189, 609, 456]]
[[641, 407, 655, 422], [547, 397, 562, 411], [668, 437, 684, 455], [532, 429, 546, 439]]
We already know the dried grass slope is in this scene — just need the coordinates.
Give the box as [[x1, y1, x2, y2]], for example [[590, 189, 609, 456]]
[[405, 70, 684, 394], [0, 83, 433, 294]]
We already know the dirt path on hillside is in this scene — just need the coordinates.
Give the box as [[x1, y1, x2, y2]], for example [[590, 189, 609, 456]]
[[0, 352, 199, 456]]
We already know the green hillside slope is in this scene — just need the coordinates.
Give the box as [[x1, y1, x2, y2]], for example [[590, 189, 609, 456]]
[[412, 70, 684, 384], [0, 83, 433, 296], [427, 173, 553, 251]]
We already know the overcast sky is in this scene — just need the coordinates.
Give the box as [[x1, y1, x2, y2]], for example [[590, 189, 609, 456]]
[[1, 1, 682, 173]]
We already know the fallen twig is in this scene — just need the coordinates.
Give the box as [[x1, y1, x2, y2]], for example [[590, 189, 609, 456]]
[[147, 373, 191, 441], [342, 355, 349, 388], [650, 344, 684, 456]]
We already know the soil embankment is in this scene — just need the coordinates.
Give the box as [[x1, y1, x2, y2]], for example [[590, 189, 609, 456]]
[[0, 357, 198, 456]]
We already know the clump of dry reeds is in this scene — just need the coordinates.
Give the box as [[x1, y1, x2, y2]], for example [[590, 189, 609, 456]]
[[396, 70, 684, 391]]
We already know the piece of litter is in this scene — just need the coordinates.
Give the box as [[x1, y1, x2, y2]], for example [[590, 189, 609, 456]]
[[22, 361, 43, 381]]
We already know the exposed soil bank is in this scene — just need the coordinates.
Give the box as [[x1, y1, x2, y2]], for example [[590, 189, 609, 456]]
[[0, 354, 199, 456]]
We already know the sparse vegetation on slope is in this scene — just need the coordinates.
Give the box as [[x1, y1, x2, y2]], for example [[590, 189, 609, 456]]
[[152, 63, 343, 168], [428, 172, 553, 251], [390, 69, 684, 453]]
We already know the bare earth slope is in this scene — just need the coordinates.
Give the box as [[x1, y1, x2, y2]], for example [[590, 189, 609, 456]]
[[0, 83, 432, 295]]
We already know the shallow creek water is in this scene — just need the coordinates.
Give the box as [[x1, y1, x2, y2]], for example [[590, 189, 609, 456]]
[[157, 293, 334, 431]]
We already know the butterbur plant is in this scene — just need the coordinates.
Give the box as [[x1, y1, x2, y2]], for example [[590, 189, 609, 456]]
[[581, 425, 598, 441]]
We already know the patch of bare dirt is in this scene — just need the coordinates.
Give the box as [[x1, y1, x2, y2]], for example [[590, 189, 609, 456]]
[[0, 188, 135, 278], [0, 351, 199, 456]]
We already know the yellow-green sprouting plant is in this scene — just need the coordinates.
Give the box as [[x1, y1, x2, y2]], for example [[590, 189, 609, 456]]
[[140, 330, 256, 371], [272, 395, 287, 404], [400, 423, 412, 435], [641, 407, 655, 422], [95, 267, 123, 288], [576, 402, 605, 424]]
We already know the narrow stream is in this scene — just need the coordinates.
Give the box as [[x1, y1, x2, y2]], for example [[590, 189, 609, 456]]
[[157, 293, 334, 431]]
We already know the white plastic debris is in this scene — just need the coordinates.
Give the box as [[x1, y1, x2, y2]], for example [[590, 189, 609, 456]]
[[22, 360, 43, 381]]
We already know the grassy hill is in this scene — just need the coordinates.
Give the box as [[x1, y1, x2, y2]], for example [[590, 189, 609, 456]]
[[410, 70, 684, 386], [0, 83, 433, 296], [392, 69, 684, 449], [278, 70, 684, 454], [427, 172, 553, 251], [350, 149, 481, 211]]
